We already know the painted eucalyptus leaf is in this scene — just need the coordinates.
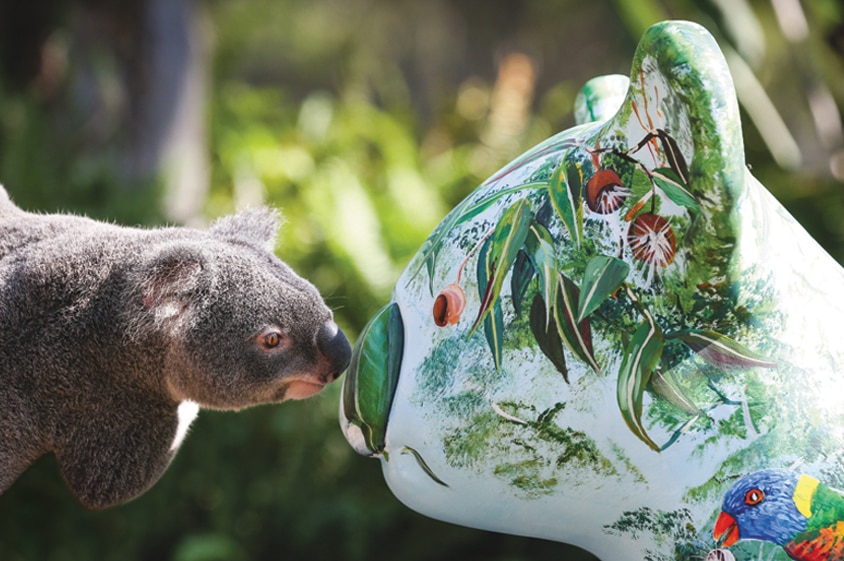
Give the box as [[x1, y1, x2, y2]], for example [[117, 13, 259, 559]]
[[652, 167, 699, 213], [657, 129, 690, 183], [415, 183, 542, 294], [617, 320, 664, 451], [670, 329, 777, 370], [548, 158, 584, 248], [648, 367, 702, 416], [473, 198, 532, 331], [510, 249, 534, 316], [530, 293, 569, 382], [476, 235, 505, 370], [554, 273, 599, 374], [526, 220, 559, 322], [577, 256, 630, 322], [341, 302, 404, 456]]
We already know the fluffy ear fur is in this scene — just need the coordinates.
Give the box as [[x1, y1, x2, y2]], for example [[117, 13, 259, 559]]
[[209, 207, 283, 252], [133, 244, 208, 335]]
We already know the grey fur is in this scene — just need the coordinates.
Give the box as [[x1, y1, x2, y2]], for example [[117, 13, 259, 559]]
[[0, 187, 351, 509]]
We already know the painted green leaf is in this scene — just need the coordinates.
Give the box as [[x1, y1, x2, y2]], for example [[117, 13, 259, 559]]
[[476, 236, 505, 370], [342, 302, 404, 456], [617, 320, 664, 451], [510, 249, 534, 316], [487, 134, 580, 184], [631, 166, 652, 193], [554, 273, 600, 373], [530, 293, 569, 382], [669, 329, 777, 370], [473, 198, 532, 331], [648, 367, 702, 416], [577, 256, 629, 323], [652, 167, 699, 213], [413, 182, 545, 292], [526, 220, 558, 323], [401, 447, 449, 487], [656, 129, 690, 183], [484, 300, 506, 371], [548, 159, 583, 247]]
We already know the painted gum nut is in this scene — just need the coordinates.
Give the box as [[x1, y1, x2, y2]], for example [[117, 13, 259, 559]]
[[433, 283, 466, 327], [585, 168, 628, 214], [627, 213, 677, 267]]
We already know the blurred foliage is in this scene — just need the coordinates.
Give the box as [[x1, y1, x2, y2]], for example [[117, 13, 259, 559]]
[[0, 85, 165, 225], [0, 0, 843, 560]]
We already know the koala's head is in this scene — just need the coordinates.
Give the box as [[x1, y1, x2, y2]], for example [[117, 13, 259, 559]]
[[128, 208, 352, 410]]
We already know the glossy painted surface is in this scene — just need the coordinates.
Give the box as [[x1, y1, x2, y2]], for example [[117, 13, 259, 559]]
[[341, 20, 844, 561]]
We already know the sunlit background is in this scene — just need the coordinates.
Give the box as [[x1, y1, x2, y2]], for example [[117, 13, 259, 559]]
[[0, 0, 842, 559]]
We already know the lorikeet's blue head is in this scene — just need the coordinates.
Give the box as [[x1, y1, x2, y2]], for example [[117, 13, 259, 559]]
[[714, 469, 808, 547]]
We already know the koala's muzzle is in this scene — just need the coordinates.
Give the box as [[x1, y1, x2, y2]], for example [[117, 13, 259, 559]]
[[284, 321, 351, 401], [317, 321, 352, 380]]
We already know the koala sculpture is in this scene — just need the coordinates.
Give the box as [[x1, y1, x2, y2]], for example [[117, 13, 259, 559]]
[[0, 186, 352, 509], [341, 20, 844, 561]]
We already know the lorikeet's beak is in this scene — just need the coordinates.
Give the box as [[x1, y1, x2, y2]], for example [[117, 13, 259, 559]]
[[713, 511, 739, 547]]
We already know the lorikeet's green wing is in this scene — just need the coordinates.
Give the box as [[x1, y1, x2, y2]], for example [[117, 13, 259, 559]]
[[805, 480, 844, 531], [786, 478, 844, 561]]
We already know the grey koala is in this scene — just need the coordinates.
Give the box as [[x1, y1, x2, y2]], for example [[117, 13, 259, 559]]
[[0, 186, 352, 509]]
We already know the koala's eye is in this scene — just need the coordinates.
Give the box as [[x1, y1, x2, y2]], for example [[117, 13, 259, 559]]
[[258, 330, 286, 351]]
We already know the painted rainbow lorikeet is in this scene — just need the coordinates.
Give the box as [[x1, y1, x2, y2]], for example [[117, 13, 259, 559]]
[[714, 469, 844, 561]]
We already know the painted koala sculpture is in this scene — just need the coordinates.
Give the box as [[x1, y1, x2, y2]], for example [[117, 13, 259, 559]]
[[340, 20, 844, 561]]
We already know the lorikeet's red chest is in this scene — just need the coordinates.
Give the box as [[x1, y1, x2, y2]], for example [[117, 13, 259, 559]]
[[785, 522, 844, 561]]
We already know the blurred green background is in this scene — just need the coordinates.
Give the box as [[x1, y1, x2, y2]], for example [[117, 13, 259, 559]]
[[0, 0, 842, 559]]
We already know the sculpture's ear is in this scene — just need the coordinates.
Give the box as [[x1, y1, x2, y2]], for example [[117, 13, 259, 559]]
[[209, 207, 282, 252], [619, 19, 745, 201], [552, 20, 746, 288]]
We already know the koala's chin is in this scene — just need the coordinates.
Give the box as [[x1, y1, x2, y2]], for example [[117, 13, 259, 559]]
[[284, 380, 329, 401]]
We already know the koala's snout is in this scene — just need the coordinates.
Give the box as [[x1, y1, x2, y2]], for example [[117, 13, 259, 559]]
[[317, 321, 352, 380]]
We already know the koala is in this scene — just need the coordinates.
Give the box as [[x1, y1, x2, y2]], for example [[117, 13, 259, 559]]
[[0, 185, 352, 510]]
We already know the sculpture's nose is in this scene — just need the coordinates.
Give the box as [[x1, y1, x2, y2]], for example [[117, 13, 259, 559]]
[[317, 321, 352, 380], [340, 303, 404, 457]]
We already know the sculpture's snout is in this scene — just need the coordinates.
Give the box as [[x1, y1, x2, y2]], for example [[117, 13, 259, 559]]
[[340, 303, 404, 457]]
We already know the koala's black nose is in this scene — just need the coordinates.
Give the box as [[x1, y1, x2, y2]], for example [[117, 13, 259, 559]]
[[317, 321, 352, 378]]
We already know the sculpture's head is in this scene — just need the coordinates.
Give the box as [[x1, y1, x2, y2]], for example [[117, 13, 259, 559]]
[[341, 20, 844, 561]]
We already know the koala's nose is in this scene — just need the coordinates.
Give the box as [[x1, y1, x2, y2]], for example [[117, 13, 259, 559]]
[[317, 321, 352, 379]]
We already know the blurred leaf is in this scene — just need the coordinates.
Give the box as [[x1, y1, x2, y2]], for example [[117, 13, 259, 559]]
[[173, 534, 247, 561]]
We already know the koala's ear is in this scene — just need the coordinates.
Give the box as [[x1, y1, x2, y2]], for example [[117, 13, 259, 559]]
[[209, 207, 282, 252], [134, 244, 208, 333]]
